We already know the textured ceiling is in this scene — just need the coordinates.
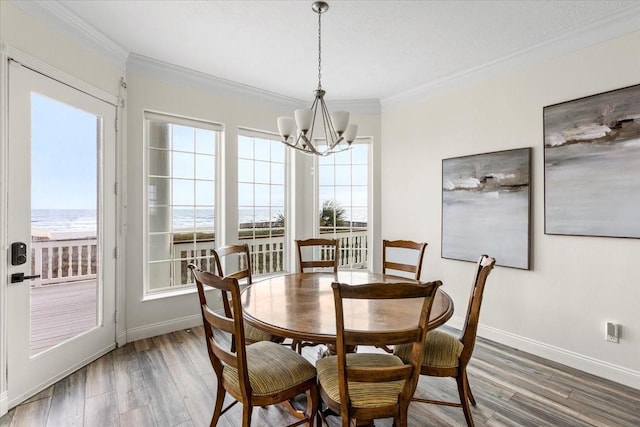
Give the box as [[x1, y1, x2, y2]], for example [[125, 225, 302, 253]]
[[48, 0, 640, 101]]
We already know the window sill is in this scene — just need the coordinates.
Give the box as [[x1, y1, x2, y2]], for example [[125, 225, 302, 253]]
[[142, 286, 197, 302]]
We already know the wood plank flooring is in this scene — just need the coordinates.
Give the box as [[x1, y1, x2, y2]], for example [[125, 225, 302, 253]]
[[2, 325, 639, 426]]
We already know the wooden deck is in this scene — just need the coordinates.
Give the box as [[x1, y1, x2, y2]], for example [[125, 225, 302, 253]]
[[30, 281, 97, 355]]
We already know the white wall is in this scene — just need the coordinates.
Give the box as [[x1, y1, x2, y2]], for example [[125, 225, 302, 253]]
[[381, 30, 640, 389]]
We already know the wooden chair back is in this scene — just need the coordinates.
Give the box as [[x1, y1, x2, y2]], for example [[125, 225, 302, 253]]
[[188, 265, 251, 396], [459, 254, 496, 366], [213, 243, 253, 284], [212, 244, 252, 319], [295, 238, 339, 273], [382, 239, 427, 280], [331, 280, 442, 423]]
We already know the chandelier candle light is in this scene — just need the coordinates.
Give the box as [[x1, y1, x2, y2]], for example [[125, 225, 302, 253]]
[[277, 1, 357, 156]]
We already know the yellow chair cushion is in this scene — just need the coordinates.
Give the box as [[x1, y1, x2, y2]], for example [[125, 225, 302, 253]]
[[243, 323, 274, 343], [394, 329, 463, 368], [223, 341, 316, 397], [316, 353, 405, 409]]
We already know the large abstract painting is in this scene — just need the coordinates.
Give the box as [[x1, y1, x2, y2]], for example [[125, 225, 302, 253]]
[[544, 84, 640, 238], [442, 148, 531, 270]]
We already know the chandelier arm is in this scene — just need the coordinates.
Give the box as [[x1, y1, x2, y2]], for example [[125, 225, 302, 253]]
[[321, 100, 335, 148], [307, 97, 320, 151], [321, 98, 343, 149]]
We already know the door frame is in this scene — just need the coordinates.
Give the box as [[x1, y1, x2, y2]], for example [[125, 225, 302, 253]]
[[0, 44, 126, 414]]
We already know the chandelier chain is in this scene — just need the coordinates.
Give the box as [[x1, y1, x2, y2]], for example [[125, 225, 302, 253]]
[[317, 8, 322, 90], [276, 1, 356, 156]]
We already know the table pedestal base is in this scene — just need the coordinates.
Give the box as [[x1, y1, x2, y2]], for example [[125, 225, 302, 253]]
[[322, 343, 358, 357]]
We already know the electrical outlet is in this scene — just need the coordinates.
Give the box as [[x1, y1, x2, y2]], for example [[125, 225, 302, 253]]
[[605, 321, 619, 343]]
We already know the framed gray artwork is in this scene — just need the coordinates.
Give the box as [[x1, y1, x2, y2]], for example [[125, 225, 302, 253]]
[[544, 84, 640, 238], [442, 148, 531, 270]]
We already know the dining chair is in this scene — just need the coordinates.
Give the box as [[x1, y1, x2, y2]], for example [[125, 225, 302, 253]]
[[382, 239, 428, 280], [212, 244, 284, 347], [188, 264, 319, 427], [393, 254, 496, 427], [295, 238, 339, 273], [292, 238, 340, 354], [316, 280, 442, 427], [376, 239, 429, 353]]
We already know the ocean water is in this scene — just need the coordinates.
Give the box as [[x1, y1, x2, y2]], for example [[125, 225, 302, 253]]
[[32, 207, 368, 238], [32, 209, 98, 236]]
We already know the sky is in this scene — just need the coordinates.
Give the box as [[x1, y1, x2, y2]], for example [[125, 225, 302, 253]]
[[31, 93, 97, 210]]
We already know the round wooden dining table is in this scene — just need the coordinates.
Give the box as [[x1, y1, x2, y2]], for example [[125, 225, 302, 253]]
[[241, 271, 454, 345]]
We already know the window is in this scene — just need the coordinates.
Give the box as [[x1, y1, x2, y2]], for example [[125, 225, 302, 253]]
[[317, 141, 369, 269], [238, 130, 287, 276], [145, 112, 221, 292]]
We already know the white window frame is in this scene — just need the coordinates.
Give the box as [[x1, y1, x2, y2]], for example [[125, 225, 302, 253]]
[[143, 111, 222, 296], [315, 137, 372, 270], [237, 128, 290, 278]]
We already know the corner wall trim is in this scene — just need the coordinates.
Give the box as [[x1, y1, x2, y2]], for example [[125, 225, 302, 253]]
[[0, 391, 8, 417], [446, 316, 640, 391], [125, 314, 202, 343]]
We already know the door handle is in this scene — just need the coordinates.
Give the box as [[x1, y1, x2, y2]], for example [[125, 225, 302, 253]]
[[10, 273, 41, 283]]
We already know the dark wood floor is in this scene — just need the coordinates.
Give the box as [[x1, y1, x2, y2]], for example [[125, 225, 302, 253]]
[[2, 325, 639, 427]]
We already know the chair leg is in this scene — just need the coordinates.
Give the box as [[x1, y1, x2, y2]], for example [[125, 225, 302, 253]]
[[210, 384, 226, 427], [306, 383, 319, 427], [242, 403, 253, 427], [395, 412, 408, 427], [464, 369, 476, 405], [292, 339, 302, 354], [456, 372, 475, 427]]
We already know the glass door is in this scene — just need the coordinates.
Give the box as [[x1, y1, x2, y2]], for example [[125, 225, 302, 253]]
[[6, 61, 117, 406]]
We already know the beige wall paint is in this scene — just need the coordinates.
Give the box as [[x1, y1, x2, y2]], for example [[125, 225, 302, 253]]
[[381, 30, 640, 388], [0, 2, 122, 95]]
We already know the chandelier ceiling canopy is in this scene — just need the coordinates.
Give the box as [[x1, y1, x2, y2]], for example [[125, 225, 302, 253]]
[[277, 1, 357, 156]]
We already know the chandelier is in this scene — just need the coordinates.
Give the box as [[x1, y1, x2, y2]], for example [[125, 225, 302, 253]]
[[277, 1, 357, 156]]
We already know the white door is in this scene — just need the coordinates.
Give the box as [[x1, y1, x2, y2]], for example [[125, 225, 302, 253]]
[[6, 61, 117, 406]]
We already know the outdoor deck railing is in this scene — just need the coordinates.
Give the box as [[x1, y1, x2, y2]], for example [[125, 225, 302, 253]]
[[174, 230, 368, 284], [31, 238, 98, 287], [30, 230, 368, 288]]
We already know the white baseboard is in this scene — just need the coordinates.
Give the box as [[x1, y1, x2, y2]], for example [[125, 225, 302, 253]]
[[446, 316, 640, 391], [125, 314, 201, 343], [116, 331, 127, 347], [1, 391, 8, 417]]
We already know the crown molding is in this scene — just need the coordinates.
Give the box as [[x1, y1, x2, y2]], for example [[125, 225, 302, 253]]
[[9, 0, 128, 70], [127, 54, 382, 114], [381, 4, 640, 113], [127, 54, 303, 111]]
